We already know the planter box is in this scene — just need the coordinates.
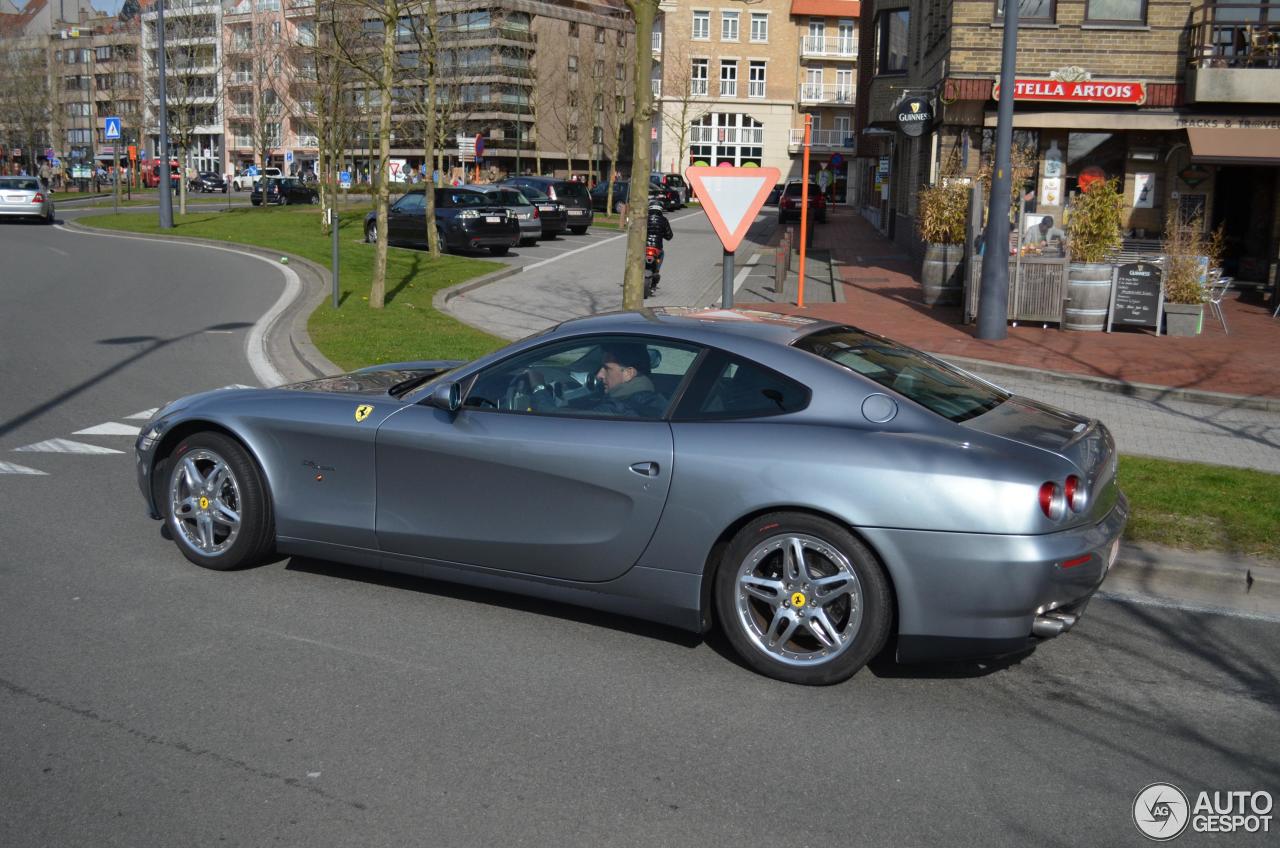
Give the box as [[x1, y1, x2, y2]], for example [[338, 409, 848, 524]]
[[921, 243, 964, 306], [1164, 302, 1203, 336]]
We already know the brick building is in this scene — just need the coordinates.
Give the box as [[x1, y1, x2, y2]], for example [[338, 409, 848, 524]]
[[856, 0, 1280, 287]]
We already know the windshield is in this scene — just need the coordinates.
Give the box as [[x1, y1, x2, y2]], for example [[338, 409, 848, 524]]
[[520, 187, 551, 202], [1, 178, 40, 191], [440, 190, 489, 207], [794, 327, 1009, 422]]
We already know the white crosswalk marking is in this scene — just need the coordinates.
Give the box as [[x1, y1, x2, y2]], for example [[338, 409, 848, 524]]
[[126, 408, 159, 420], [0, 461, 48, 475], [14, 438, 125, 455], [73, 422, 142, 436]]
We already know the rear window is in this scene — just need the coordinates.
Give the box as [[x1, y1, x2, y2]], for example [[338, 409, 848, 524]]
[[520, 187, 551, 202], [1, 179, 40, 191], [438, 189, 488, 207], [665, 174, 685, 188], [794, 327, 1009, 423], [783, 183, 817, 197], [555, 182, 591, 204], [492, 189, 527, 206]]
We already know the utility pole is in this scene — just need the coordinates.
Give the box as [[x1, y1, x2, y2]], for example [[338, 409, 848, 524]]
[[976, 0, 1020, 339], [157, 0, 173, 228]]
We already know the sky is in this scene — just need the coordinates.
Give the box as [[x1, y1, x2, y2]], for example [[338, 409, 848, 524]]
[[92, 0, 124, 13]]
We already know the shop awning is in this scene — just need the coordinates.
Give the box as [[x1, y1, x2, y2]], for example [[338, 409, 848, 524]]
[[790, 1, 861, 16], [1187, 127, 1280, 165]]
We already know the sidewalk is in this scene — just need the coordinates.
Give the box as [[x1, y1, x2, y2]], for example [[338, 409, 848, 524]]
[[744, 207, 1280, 404]]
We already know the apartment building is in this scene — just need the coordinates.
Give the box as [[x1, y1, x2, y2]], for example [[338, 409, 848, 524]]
[[86, 11, 144, 168], [857, 0, 1279, 285], [140, 0, 223, 175]]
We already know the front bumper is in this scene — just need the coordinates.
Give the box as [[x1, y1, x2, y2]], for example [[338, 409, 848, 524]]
[[861, 493, 1129, 662]]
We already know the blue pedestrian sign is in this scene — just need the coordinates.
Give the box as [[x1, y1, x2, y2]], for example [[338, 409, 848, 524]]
[[104, 117, 122, 140]]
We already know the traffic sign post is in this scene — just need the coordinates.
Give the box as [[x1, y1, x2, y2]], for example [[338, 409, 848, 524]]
[[105, 117, 123, 214], [474, 134, 484, 183], [684, 165, 780, 308]]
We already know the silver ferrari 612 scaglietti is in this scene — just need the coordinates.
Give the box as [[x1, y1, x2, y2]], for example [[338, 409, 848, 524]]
[[136, 308, 1127, 685]]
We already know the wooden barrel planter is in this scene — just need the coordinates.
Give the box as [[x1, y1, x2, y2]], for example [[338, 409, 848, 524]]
[[1064, 262, 1114, 331], [921, 243, 964, 306]]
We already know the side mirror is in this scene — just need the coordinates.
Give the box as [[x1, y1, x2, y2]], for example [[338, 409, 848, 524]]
[[427, 381, 461, 413]]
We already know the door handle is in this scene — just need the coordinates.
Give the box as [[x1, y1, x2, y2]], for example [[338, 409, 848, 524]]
[[629, 461, 659, 477]]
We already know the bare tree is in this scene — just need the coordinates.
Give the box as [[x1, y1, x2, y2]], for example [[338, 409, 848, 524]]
[[223, 9, 287, 208], [0, 41, 54, 177], [328, 0, 409, 309], [535, 44, 581, 178], [312, 0, 361, 233], [657, 38, 709, 174], [621, 0, 658, 308]]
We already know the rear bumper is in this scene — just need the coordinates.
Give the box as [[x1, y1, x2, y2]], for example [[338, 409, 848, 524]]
[[860, 493, 1129, 662], [0, 204, 51, 219], [564, 209, 593, 228]]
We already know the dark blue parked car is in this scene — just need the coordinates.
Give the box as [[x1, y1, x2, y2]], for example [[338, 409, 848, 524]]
[[364, 188, 520, 255]]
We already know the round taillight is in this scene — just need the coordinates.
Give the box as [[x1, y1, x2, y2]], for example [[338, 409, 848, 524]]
[[1039, 482, 1065, 520], [1064, 475, 1087, 513]]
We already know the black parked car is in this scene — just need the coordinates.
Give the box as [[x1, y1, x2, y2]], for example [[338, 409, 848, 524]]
[[652, 172, 688, 206], [251, 176, 318, 206], [499, 182, 567, 238], [364, 188, 520, 255], [590, 181, 671, 213], [189, 172, 227, 193], [501, 176, 593, 234], [648, 175, 680, 210]]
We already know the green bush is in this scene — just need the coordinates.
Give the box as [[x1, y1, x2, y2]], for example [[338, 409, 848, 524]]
[[1065, 178, 1123, 263]]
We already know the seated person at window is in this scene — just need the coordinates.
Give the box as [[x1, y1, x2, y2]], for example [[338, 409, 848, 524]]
[[582, 343, 668, 418], [1024, 215, 1065, 250]]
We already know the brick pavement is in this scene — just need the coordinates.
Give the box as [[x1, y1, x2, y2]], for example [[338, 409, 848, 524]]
[[750, 207, 1280, 401]]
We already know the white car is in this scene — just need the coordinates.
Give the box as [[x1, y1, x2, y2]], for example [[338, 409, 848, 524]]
[[0, 176, 54, 223], [232, 167, 282, 192]]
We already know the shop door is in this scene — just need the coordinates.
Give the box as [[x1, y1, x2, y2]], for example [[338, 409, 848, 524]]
[[1212, 166, 1277, 283]]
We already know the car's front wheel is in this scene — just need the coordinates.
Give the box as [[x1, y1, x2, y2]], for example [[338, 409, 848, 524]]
[[715, 512, 891, 685], [161, 432, 274, 571]]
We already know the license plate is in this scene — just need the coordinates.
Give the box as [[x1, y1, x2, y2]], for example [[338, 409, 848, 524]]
[[538, 205, 554, 213], [568, 209, 584, 216], [4, 195, 26, 202], [485, 216, 500, 223]]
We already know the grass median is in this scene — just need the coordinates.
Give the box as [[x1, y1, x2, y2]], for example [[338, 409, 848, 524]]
[[82, 205, 507, 369]]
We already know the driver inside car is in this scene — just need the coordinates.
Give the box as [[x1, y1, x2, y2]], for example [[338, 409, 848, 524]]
[[522, 343, 667, 418]]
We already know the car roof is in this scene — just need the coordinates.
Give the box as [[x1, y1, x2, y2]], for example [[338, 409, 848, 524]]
[[552, 307, 841, 346]]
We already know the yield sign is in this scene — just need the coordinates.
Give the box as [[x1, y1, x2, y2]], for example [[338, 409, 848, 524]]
[[685, 166, 780, 253]]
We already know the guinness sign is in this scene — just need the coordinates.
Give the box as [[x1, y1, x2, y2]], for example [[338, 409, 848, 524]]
[[895, 96, 933, 137]]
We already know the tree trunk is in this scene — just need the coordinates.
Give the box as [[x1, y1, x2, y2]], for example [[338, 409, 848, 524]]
[[622, 1, 657, 309], [423, 0, 441, 258], [370, 8, 396, 309]]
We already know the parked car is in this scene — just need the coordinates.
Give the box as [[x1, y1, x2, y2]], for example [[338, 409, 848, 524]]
[[653, 172, 689, 206], [251, 176, 318, 206], [648, 175, 681, 210], [133, 308, 1127, 686], [590, 181, 670, 213], [0, 176, 54, 223], [233, 166, 282, 192], [472, 185, 541, 246], [500, 182, 567, 238], [363, 187, 520, 255], [502, 176, 594, 234], [765, 184, 785, 206], [189, 172, 227, 193], [777, 180, 827, 224]]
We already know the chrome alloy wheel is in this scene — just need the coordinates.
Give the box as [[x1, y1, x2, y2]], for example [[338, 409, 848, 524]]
[[169, 448, 242, 557], [734, 533, 864, 666]]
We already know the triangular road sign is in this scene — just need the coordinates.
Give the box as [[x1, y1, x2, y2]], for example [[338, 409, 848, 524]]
[[685, 166, 781, 253]]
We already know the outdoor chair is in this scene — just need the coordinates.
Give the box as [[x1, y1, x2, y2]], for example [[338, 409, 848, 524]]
[[1204, 271, 1233, 334]]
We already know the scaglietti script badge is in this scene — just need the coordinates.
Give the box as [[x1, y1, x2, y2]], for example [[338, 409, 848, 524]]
[[895, 96, 933, 138]]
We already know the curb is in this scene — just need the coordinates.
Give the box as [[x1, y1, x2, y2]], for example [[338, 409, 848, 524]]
[[934, 353, 1280, 412], [433, 264, 525, 338], [1108, 542, 1280, 617], [62, 218, 341, 383]]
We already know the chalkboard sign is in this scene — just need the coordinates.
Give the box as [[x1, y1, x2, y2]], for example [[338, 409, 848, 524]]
[[1107, 261, 1165, 334]]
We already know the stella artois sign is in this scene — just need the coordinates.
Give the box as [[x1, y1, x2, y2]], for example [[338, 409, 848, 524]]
[[993, 67, 1147, 105]]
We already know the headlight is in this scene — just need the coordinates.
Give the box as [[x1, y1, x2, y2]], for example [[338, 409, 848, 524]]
[[139, 425, 162, 451]]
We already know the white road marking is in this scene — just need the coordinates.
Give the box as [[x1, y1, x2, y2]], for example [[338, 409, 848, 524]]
[[0, 461, 48, 476], [53, 225, 293, 388], [14, 438, 125, 455], [520, 211, 704, 273], [126, 408, 159, 419], [73, 422, 142, 436]]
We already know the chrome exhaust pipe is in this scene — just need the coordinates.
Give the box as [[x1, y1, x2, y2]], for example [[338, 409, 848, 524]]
[[1032, 612, 1078, 639]]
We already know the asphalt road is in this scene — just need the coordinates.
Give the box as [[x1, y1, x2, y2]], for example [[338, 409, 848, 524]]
[[2, 216, 1278, 847]]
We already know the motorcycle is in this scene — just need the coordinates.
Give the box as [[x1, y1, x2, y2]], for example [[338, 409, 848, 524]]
[[644, 245, 663, 298]]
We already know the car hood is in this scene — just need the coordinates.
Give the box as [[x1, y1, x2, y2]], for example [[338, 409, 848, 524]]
[[281, 362, 462, 397]]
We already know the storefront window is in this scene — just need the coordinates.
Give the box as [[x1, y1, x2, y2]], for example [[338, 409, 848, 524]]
[[995, 0, 1055, 23], [875, 11, 909, 74], [1066, 132, 1126, 195], [1085, 0, 1145, 23]]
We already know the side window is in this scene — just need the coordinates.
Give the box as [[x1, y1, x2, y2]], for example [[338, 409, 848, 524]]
[[675, 351, 810, 420], [394, 193, 424, 214], [463, 336, 702, 420]]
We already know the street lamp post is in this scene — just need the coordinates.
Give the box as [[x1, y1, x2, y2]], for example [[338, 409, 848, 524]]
[[157, 0, 173, 229], [976, 0, 1020, 339]]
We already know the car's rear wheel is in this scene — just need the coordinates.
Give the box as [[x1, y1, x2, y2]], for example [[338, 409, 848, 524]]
[[309, 194, 319, 205], [570, 226, 588, 235], [489, 245, 510, 256], [161, 432, 274, 571], [715, 513, 891, 685], [365, 221, 377, 243]]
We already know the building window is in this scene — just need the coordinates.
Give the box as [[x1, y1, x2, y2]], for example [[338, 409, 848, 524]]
[[617, 29, 626, 46], [750, 12, 768, 42], [1085, 0, 1145, 22], [692, 10, 710, 40], [748, 60, 766, 98], [721, 10, 740, 41], [95, 45, 112, 61], [719, 60, 737, 96], [595, 27, 605, 43], [595, 59, 604, 76], [875, 10, 909, 74], [995, 0, 1056, 23], [691, 58, 709, 95], [616, 62, 625, 80], [568, 55, 578, 72], [568, 20, 579, 37], [616, 94, 625, 111]]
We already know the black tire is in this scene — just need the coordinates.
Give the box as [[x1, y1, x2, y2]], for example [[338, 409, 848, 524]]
[[365, 222, 377, 243], [489, 245, 510, 256], [309, 194, 319, 205], [159, 432, 274, 571], [520, 237, 537, 247], [714, 512, 891, 685], [570, 226, 588, 235], [614, 201, 626, 215]]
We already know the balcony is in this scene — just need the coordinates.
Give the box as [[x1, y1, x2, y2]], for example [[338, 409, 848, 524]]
[[1187, 3, 1279, 103], [652, 31, 662, 54], [690, 125, 764, 145], [286, 0, 315, 16], [652, 78, 661, 98], [799, 82, 855, 104], [229, 72, 254, 86], [788, 128, 854, 149], [800, 35, 858, 59]]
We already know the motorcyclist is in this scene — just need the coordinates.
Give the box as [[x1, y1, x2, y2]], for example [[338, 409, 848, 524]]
[[645, 196, 674, 293]]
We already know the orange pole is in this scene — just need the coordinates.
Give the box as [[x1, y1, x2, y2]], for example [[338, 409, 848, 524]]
[[797, 114, 812, 308]]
